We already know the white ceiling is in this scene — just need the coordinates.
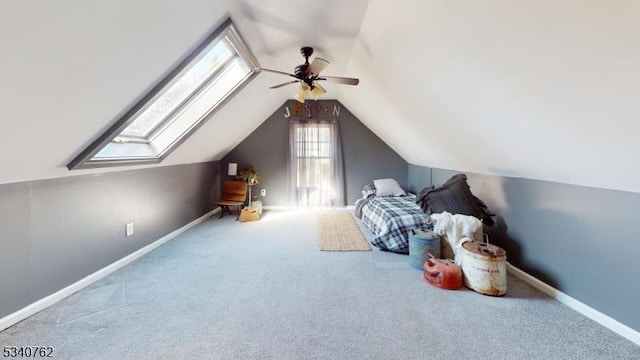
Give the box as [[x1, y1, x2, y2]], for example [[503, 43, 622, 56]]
[[1, 0, 640, 193]]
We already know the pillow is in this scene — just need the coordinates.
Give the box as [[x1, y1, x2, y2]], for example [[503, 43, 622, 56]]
[[373, 178, 406, 196], [361, 184, 377, 199], [415, 174, 495, 226]]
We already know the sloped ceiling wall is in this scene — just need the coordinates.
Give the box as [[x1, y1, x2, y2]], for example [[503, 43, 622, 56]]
[[0, 0, 346, 185], [338, 0, 640, 193], [2, 0, 640, 193]]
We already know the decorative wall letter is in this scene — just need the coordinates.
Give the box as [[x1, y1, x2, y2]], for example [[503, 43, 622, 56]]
[[293, 103, 303, 116]]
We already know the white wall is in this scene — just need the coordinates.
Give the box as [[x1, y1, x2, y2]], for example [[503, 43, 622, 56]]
[[339, 0, 640, 193]]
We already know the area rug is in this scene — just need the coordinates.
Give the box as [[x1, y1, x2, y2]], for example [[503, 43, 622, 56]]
[[317, 212, 371, 251]]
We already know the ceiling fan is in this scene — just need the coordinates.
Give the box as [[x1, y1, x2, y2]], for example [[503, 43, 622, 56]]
[[258, 47, 359, 103]]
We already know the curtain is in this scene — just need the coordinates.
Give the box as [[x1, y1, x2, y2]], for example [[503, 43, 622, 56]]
[[288, 120, 345, 207]]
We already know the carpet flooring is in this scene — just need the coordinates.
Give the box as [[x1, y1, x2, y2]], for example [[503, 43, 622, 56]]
[[0, 210, 638, 359]]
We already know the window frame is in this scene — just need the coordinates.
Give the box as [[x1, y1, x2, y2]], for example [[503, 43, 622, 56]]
[[67, 18, 258, 170], [295, 124, 332, 188]]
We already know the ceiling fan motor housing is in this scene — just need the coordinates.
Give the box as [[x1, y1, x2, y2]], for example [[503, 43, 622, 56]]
[[295, 64, 310, 78], [295, 47, 314, 78]]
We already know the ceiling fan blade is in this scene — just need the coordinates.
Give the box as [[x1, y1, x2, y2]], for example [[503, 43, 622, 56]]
[[258, 67, 297, 78], [309, 57, 330, 76], [269, 80, 299, 89], [320, 76, 360, 86]]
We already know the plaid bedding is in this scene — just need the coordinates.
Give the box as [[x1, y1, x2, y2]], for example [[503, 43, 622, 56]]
[[360, 195, 429, 252]]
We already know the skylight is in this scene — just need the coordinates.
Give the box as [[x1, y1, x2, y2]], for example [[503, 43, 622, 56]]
[[68, 18, 258, 170]]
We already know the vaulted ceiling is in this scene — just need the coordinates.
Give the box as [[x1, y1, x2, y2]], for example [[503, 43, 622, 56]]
[[2, 0, 639, 193]]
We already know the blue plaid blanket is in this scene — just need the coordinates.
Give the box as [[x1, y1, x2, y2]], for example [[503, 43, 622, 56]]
[[360, 195, 429, 253]]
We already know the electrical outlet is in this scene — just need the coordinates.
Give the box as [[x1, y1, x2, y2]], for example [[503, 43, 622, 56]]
[[125, 223, 134, 237], [261, 188, 266, 196]]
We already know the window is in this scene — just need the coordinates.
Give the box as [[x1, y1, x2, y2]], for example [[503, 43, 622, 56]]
[[68, 18, 258, 170], [288, 121, 345, 207], [296, 124, 331, 189]]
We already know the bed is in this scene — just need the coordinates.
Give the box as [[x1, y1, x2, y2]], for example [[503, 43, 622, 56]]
[[355, 194, 428, 253], [355, 175, 494, 254]]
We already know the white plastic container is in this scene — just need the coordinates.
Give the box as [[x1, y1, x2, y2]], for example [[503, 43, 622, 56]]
[[460, 241, 507, 296]]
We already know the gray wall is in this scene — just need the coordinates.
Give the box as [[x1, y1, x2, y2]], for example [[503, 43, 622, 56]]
[[0, 162, 220, 319], [408, 164, 640, 333], [407, 164, 432, 194], [222, 100, 407, 205]]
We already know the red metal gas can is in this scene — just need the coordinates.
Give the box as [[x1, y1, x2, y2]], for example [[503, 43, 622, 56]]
[[423, 253, 463, 290]]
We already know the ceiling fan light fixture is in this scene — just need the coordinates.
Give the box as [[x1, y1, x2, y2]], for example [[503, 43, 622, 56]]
[[294, 83, 310, 103], [311, 83, 326, 100]]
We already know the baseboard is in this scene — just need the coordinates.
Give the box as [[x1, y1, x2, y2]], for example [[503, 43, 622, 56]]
[[263, 205, 356, 211], [262, 205, 295, 211], [0, 208, 218, 333], [507, 263, 640, 345]]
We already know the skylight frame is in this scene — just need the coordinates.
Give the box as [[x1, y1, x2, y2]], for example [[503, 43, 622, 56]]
[[67, 18, 258, 170], [116, 39, 236, 141]]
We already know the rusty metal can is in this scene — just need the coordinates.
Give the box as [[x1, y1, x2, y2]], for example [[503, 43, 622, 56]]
[[461, 241, 507, 296]]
